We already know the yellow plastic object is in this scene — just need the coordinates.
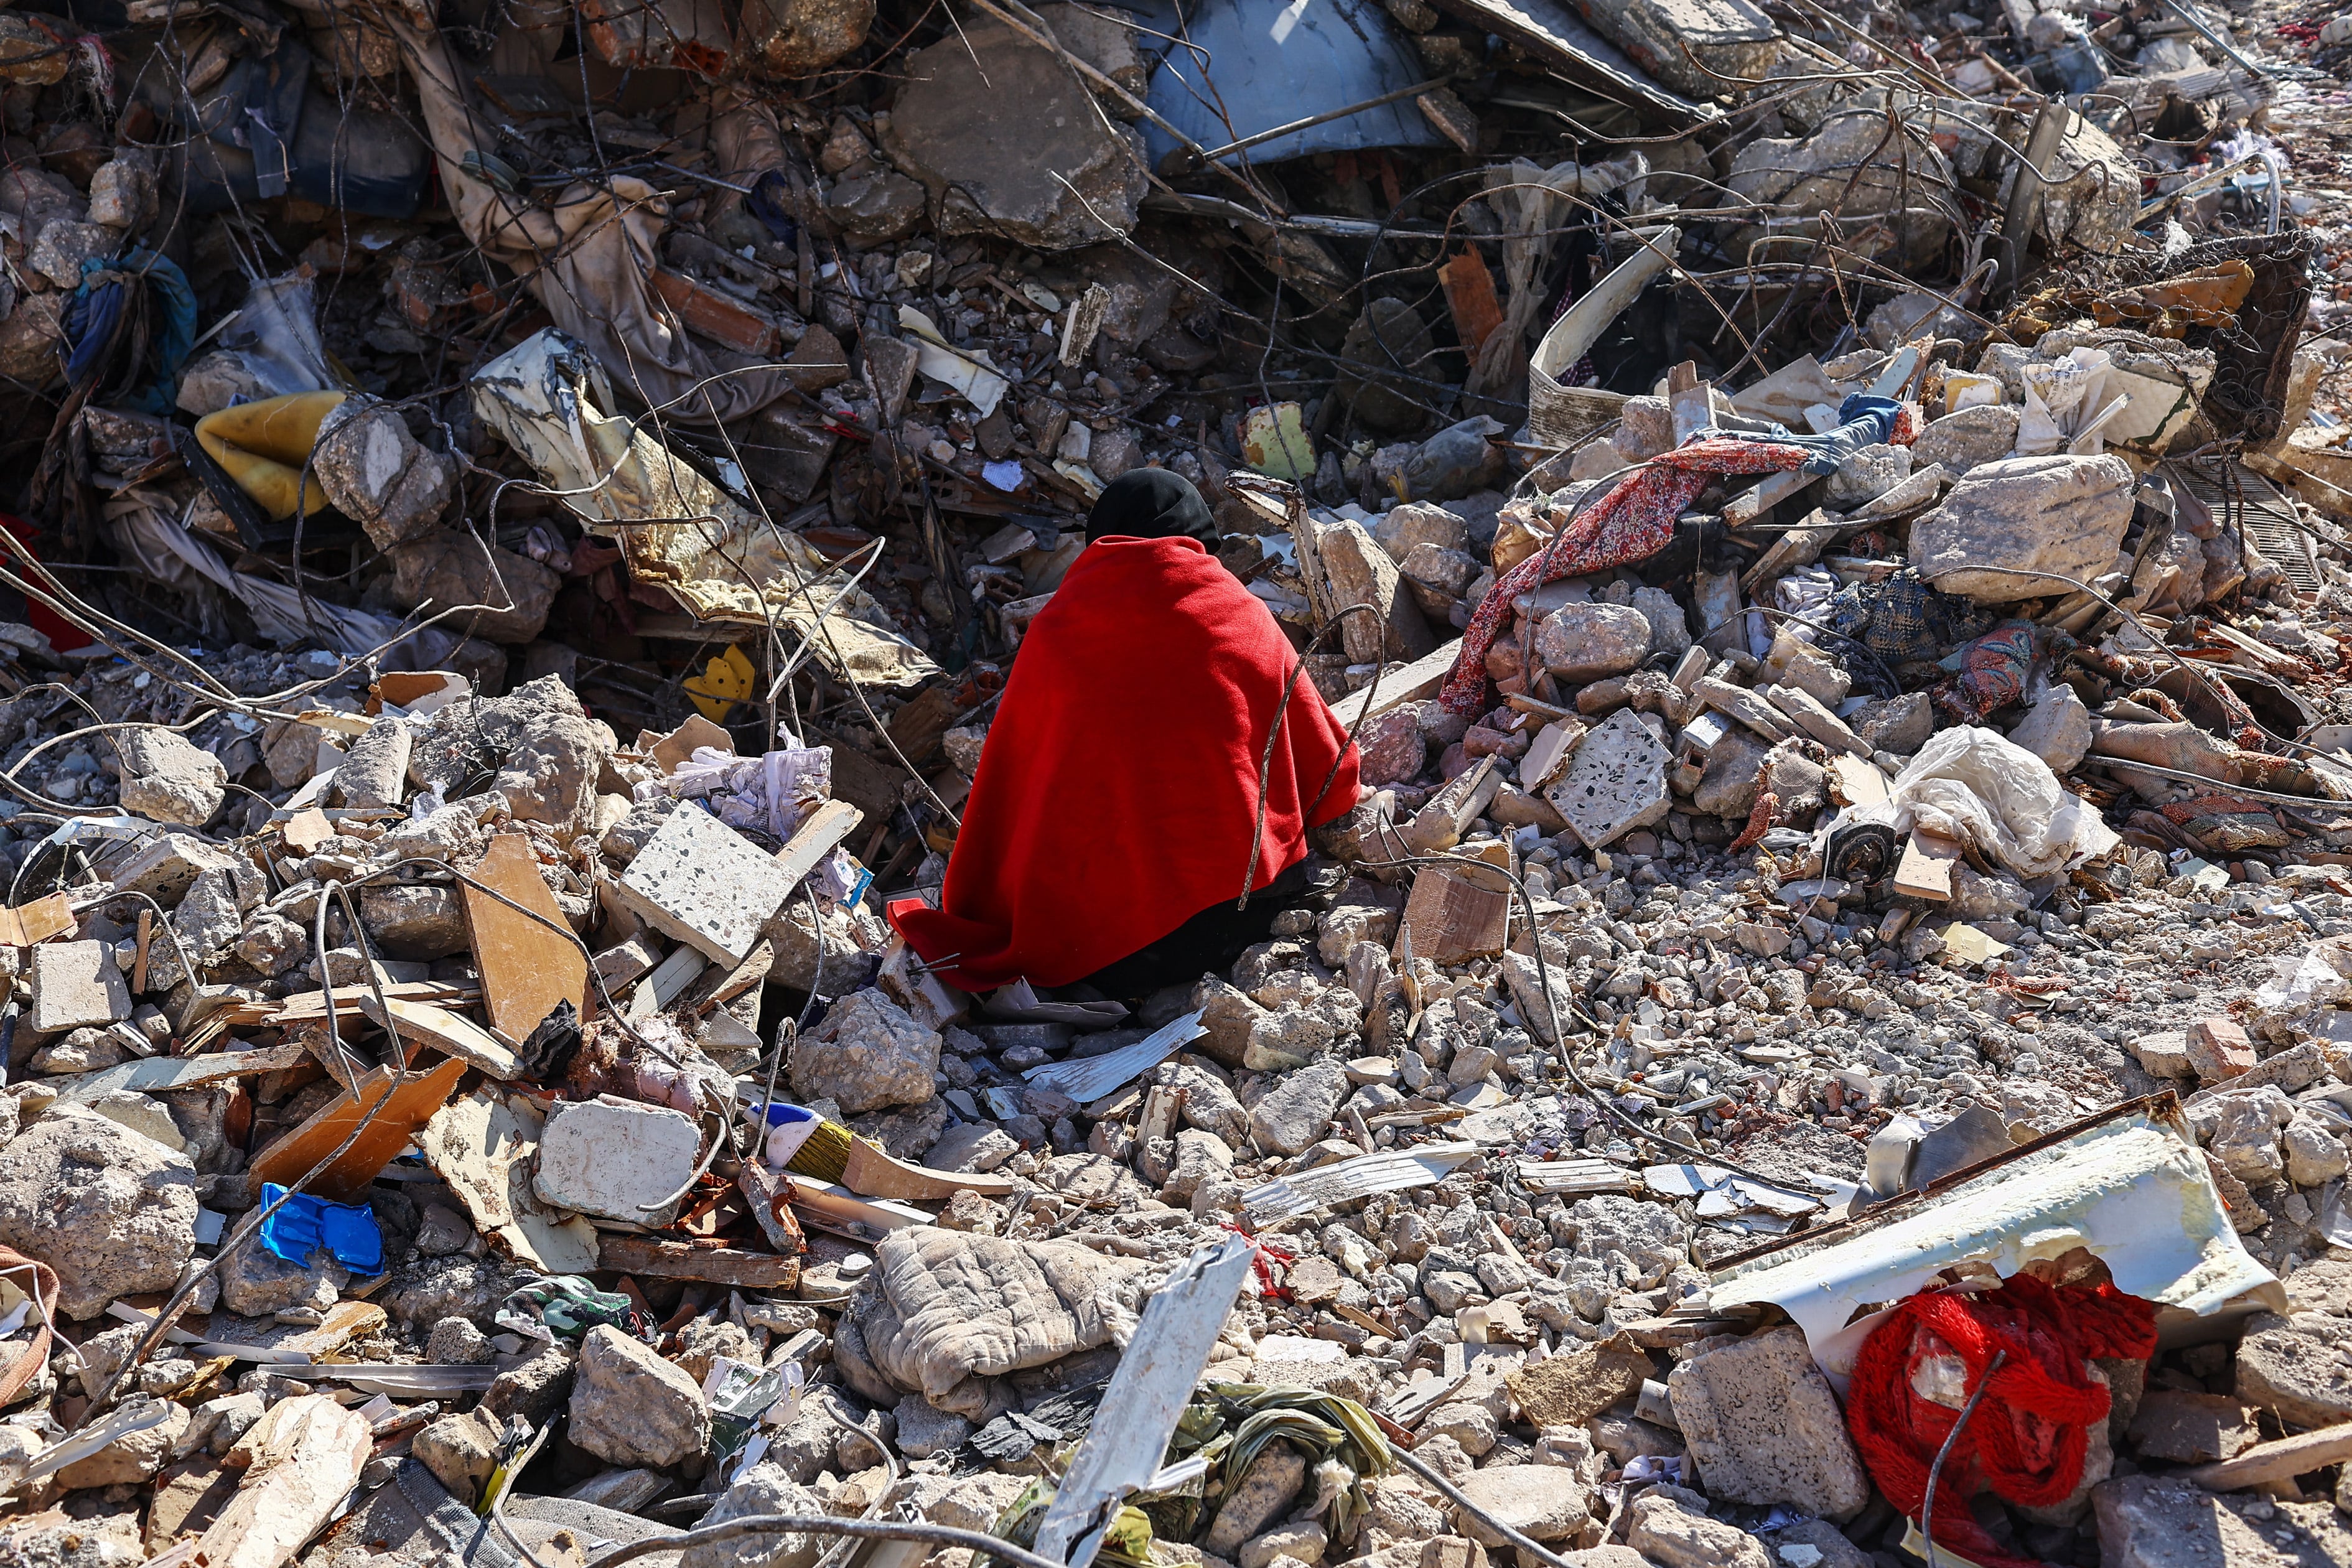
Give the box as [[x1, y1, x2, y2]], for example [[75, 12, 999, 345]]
[[194, 391, 348, 522], [683, 644, 755, 722]]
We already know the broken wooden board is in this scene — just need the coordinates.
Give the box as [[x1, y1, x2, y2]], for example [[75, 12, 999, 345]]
[[773, 798, 862, 890], [1396, 852, 1513, 966], [414, 1090, 600, 1274], [462, 833, 587, 1040], [253, 982, 481, 1026], [246, 1055, 468, 1202], [1330, 639, 1465, 730], [839, 1138, 1019, 1200], [60, 1040, 312, 1106], [0, 892, 72, 947], [1667, 361, 1711, 446], [1738, 510, 1843, 591], [195, 1395, 371, 1568], [596, 1234, 801, 1289], [362, 996, 522, 1080], [1892, 829, 1963, 902]]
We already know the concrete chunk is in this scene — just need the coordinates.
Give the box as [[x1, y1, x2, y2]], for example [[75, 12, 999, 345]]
[[1535, 604, 1651, 683], [533, 1095, 704, 1226], [2234, 1311, 2352, 1429], [31, 939, 133, 1034], [1544, 709, 1671, 850], [1321, 520, 1436, 666], [879, 12, 1146, 250], [1666, 1325, 1870, 1520], [2124, 1389, 2259, 1465], [1450, 1465, 1590, 1547], [114, 725, 226, 827], [1908, 454, 2135, 602], [614, 803, 798, 964]]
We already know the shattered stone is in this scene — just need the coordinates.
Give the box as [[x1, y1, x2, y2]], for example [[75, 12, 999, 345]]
[[1665, 1327, 1869, 1520], [0, 1103, 198, 1318], [1913, 404, 2021, 475], [1625, 1490, 1770, 1568], [567, 1324, 711, 1468], [796, 988, 941, 1113], [312, 396, 457, 550], [881, 16, 1146, 250], [114, 726, 228, 827], [1535, 605, 1651, 683], [1909, 454, 2137, 602]]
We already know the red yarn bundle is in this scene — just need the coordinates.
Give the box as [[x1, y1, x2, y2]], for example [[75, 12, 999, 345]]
[[1844, 1274, 2157, 1568]]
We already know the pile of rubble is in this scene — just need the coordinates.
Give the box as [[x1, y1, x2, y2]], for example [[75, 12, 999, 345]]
[[5, 0, 2352, 1562]]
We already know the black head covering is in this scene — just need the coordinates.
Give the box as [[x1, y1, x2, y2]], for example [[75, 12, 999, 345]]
[[1085, 467, 1220, 546]]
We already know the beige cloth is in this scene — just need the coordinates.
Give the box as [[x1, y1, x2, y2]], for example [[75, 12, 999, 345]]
[[389, 16, 792, 426]]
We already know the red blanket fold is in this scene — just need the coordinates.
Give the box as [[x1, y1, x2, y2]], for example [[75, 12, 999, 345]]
[[888, 535, 1360, 992]]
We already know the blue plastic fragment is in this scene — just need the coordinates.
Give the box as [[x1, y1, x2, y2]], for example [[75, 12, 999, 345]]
[[258, 1183, 385, 1275]]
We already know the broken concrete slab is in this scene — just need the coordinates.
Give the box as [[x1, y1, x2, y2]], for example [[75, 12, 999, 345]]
[[1321, 520, 1437, 666], [1534, 604, 1651, 683], [2125, 1389, 2259, 1465], [114, 725, 228, 827], [613, 801, 799, 965], [30, 939, 133, 1034], [1544, 709, 1672, 849], [879, 14, 1146, 251], [569, 1324, 711, 1468], [1909, 454, 2137, 602], [1666, 1326, 1870, 1520], [795, 987, 941, 1114], [533, 1095, 704, 1227], [0, 1102, 197, 1318]]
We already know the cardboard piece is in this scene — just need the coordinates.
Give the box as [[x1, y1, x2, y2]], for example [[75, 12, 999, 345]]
[[1892, 829, 1962, 902]]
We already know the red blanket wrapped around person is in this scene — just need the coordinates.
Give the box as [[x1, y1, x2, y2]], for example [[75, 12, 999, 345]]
[[887, 528, 1360, 994]]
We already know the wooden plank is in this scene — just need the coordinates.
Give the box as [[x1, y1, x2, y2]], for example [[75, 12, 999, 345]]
[[462, 834, 587, 1040], [1397, 853, 1513, 966], [1667, 361, 1710, 445], [363, 997, 523, 1081], [1438, 251, 1505, 354], [0, 893, 72, 947], [595, 1234, 801, 1289], [1331, 638, 1464, 730], [195, 1396, 371, 1568], [246, 1055, 469, 1202], [268, 982, 478, 1024], [1892, 830, 1962, 902], [1723, 469, 1814, 528], [774, 799, 862, 890], [1829, 754, 1890, 808], [2183, 1420, 2352, 1492]]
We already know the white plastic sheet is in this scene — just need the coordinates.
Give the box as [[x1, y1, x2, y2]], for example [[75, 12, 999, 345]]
[[1887, 726, 2119, 879]]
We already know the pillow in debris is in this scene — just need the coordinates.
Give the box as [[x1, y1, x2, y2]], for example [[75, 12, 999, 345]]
[[832, 1229, 1143, 1420]]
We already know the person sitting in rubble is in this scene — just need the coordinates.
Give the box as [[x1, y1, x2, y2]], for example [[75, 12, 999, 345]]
[[888, 468, 1361, 1000]]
